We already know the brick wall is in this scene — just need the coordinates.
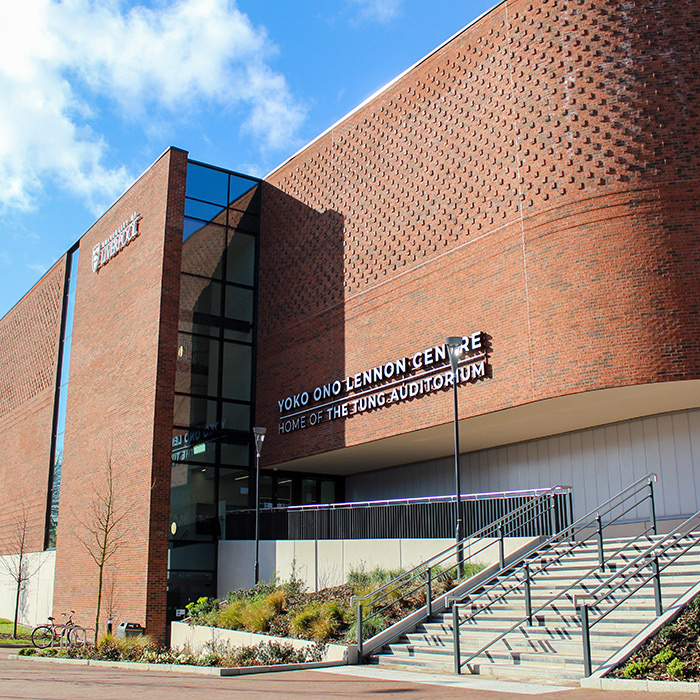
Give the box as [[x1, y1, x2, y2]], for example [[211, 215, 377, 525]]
[[52, 147, 186, 642], [0, 260, 65, 554], [257, 0, 700, 466]]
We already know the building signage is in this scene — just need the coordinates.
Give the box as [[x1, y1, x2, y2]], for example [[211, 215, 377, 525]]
[[277, 332, 488, 434], [92, 212, 142, 273]]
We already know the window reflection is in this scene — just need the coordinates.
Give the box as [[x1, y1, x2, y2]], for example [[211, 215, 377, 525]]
[[226, 231, 255, 286], [186, 163, 228, 205]]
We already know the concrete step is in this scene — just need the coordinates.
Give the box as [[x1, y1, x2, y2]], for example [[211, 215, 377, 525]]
[[369, 532, 700, 681]]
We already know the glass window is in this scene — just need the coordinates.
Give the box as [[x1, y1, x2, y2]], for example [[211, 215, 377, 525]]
[[168, 542, 218, 570], [301, 478, 317, 505], [171, 426, 217, 464], [169, 463, 217, 541], [58, 339, 72, 387], [64, 288, 76, 339], [223, 285, 254, 342], [220, 438, 250, 467], [182, 220, 224, 279], [226, 231, 255, 286], [228, 176, 258, 209], [55, 386, 68, 434], [221, 343, 252, 400], [173, 395, 218, 427], [259, 474, 274, 509], [185, 198, 227, 223], [219, 469, 250, 510], [179, 276, 222, 337], [277, 478, 292, 507], [320, 480, 336, 505], [221, 401, 251, 432], [186, 163, 228, 205], [227, 209, 259, 234], [176, 334, 220, 397]]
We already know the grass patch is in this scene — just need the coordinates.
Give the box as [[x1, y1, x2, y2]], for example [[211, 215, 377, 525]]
[[0, 618, 32, 644]]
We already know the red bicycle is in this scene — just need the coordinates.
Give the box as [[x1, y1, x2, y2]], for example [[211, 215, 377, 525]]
[[31, 611, 88, 648]]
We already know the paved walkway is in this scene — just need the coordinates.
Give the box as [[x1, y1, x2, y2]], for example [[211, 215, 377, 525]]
[[2, 651, 700, 699]]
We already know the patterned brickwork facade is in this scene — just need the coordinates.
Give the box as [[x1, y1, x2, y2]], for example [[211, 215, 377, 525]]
[[51, 148, 186, 642], [0, 260, 66, 553], [258, 0, 700, 466]]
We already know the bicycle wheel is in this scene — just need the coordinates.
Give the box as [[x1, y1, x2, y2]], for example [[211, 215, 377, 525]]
[[66, 627, 87, 646], [31, 625, 54, 649]]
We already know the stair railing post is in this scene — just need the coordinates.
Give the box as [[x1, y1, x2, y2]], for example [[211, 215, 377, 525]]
[[525, 562, 533, 626], [579, 601, 592, 677], [648, 476, 658, 536], [596, 513, 604, 571], [549, 493, 557, 536], [651, 555, 663, 617], [452, 601, 461, 675], [356, 602, 363, 664], [498, 527, 505, 570], [568, 489, 575, 542], [426, 568, 432, 618]]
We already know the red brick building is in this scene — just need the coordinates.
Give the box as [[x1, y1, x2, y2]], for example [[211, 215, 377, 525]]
[[1, 0, 700, 642]]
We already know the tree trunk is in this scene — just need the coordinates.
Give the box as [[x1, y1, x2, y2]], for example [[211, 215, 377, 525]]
[[95, 560, 104, 642], [13, 575, 21, 638]]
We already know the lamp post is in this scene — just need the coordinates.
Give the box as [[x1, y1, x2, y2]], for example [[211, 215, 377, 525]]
[[252, 426, 266, 585], [445, 337, 464, 577]]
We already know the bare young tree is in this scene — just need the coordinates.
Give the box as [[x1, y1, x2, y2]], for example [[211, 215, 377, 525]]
[[0, 502, 43, 638], [74, 453, 131, 641]]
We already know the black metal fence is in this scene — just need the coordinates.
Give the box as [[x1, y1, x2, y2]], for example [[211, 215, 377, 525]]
[[225, 488, 572, 541]]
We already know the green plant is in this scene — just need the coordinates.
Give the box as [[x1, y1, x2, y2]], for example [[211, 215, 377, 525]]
[[283, 559, 306, 597], [216, 590, 286, 634], [667, 657, 685, 678], [623, 659, 650, 678], [185, 596, 219, 624], [96, 633, 156, 661], [653, 647, 675, 665], [659, 623, 678, 639], [289, 600, 350, 642]]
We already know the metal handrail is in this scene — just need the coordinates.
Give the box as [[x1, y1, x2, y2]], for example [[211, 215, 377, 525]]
[[229, 486, 564, 514], [352, 485, 571, 659], [455, 525, 658, 669], [578, 509, 700, 676], [451, 473, 657, 673], [452, 474, 656, 624]]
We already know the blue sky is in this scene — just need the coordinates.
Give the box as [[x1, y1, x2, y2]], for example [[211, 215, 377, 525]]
[[0, 0, 496, 319]]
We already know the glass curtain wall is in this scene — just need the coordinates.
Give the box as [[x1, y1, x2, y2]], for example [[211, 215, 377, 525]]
[[168, 162, 260, 617], [45, 246, 79, 549]]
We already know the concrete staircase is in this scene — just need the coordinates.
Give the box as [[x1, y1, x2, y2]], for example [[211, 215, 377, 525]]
[[369, 535, 700, 680]]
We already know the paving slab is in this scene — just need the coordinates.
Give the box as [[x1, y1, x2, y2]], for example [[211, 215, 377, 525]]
[[3, 651, 700, 699]]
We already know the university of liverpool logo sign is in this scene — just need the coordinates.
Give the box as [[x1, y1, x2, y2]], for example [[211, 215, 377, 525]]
[[92, 212, 142, 273]]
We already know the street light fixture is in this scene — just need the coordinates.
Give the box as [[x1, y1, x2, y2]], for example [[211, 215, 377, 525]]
[[445, 337, 464, 577], [252, 426, 266, 585]]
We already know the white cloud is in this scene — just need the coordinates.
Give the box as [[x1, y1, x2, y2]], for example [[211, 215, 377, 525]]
[[350, 0, 402, 23], [0, 0, 305, 212]]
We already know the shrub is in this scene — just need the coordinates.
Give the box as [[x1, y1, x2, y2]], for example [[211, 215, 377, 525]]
[[97, 634, 157, 661], [623, 659, 650, 678], [653, 647, 675, 665], [289, 600, 350, 642], [185, 596, 218, 625], [216, 590, 287, 634], [667, 658, 685, 678]]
